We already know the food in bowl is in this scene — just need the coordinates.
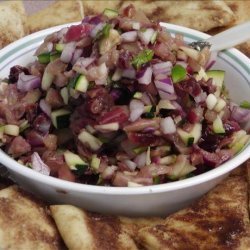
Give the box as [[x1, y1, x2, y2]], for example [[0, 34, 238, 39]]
[[0, 5, 249, 187]]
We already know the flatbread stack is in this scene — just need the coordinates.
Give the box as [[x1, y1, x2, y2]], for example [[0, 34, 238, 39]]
[[49, 163, 250, 250]]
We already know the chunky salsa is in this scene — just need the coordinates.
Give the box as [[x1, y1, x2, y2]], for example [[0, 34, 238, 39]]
[[0, 5, 249, 187]]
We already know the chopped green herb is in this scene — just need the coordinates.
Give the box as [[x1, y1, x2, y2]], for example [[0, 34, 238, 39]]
[[95, 23, 111, 40], [38, 52, 51, 64], [171, 64, 187, 83], [103, 8, 118, 18], [153, 176, 161, 184], [50, 51, 61, 62], [132, 49, 154, 69], [240, 100, 250, 109]]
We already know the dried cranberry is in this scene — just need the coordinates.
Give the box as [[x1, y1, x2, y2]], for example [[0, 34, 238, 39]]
[[9, 65, 29, 84], [224, 120, 241, 135], [128, 132, 161, 146]]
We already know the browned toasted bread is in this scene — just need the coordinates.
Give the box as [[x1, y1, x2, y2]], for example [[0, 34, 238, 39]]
[[27, 0, 84, 33], [0, 1, 27, 48], [0, 186, 63, 250], [50, 204, 164, 250], [137, 175, 250, 250], [119, 0, 235, 32]]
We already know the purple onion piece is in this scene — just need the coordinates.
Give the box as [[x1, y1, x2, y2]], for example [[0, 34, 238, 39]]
[[71, 48, 84, 65], [39, 99, 51, 117], [17, 73, 41, 92], [155, 77, 175, 94], [60, 42, 76, 63], [137, 67, 153, 85], [31, 152, 50, 176]]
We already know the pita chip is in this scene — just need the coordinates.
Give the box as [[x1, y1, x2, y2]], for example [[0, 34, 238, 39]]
[[50, 204, 164, 250], [0, 186, 63, 250], [27, 1, 84, 33], [138, 175, 250, 250], [118, 1, 235, 32], [0, 1, 27, 48]]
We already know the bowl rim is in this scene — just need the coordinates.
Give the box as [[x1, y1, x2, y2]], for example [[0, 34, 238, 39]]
[[0, 22, 249, 195]]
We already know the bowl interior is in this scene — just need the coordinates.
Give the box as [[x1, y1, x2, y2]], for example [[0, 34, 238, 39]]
[[0, 22, 249, 195]]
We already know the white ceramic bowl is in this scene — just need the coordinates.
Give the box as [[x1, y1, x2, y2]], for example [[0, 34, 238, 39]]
[[0, 23, 249, 216]]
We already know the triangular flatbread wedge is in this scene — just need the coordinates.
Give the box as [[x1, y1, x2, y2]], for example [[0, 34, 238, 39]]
[[50, 204, 163, 250], [137, 175, 250, 250], [27, 0, 84, 33], [0, 1, 27, 48], [118, 1, 235, 32], [82, 0, 121, 16], [0, 186, 63, 250]]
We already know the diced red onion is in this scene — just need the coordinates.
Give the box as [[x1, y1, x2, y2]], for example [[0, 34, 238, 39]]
[[47, 42, 53, 53], [231, 104, 250, 123], [159, 91, 177, 100], [87, 15, 103, 25], [17, 73, 41, 92], [121, 31, 138, 42], [31, 152, 50, 176], [57, 27, 69, 39], [141, 93, 152, 105], [152, 62, 173, 78], [122, 68, 136, 79], [137, 66, 153, 85], [90, 22, 105, 38], [175, 61, 188, 69], [95, 63, 108, 85], [73, 57, 95, 70], [132, 22, 141, 30], [134, 152, 147, 169], [60, 42, 76, 63], [71, 48, 83, 65], [39, 99, 51, 117], [205, 51, 218, 70], [194, 91, 207, 103], [124, 160, 137, 171], [102, 165, 117, 180], [160, 117, 176, 134], [138, 28, 155, 45], [129, 99, 144, 122], [155, 77, 175, 94]]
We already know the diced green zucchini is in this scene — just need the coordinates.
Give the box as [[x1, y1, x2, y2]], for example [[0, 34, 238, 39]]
[[133, 146, 147, 154], [159, 155, 176, 165], [146, 147, 151, 166], [64, 150, 88, 171], [94, 122, 119, 132], [103, 8, 118, 18], [75, 75, 89, 93], [206, 70, 225, 96], [55, 43, 65, 52], [169, 155, 195, 179], [38, 52, 50, 64], [78, 130, 103, 151], [99, 29, 120, 55], [19, 120, 30, 133], [171, 64, 187, 83], [91, 154, 101, 171], [206, 93, 217, 110], [60, 87, 69, 105], [212, 116, 225, 134], [150, 31, 158, 44], [4, 124, 19, 136], [177, 123, 202, 146], [240, 100, 250, 109], [0, 126, 5, 133], [50, 51, 61, 62], [158, 100, 176, 111], [42, 66, 54, 90], [51, 109, 71, 129], [214, 98, 226, 112], [153, 176, 160, 184], [133, 92, 143, 99], [231, 135, 250, 153], [229, 130, 250, 153]]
